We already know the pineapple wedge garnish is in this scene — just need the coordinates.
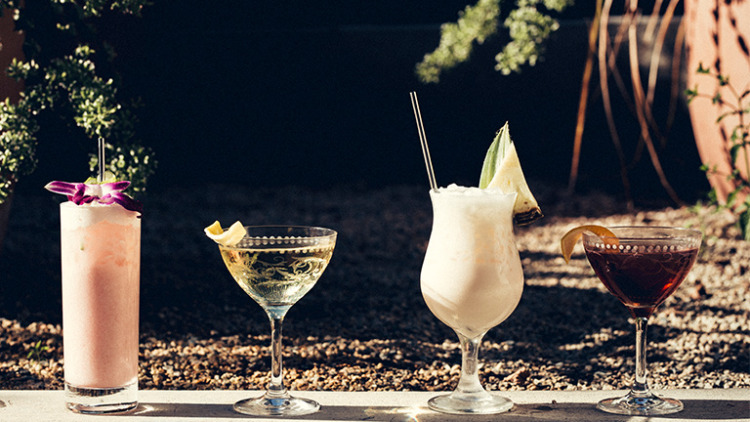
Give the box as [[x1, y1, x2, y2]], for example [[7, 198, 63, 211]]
[[479, 122, 543, 225]]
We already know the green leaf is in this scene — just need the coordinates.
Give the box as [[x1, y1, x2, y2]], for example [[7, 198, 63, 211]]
[[725, 189, 737, 208], [685, 87, 698, 102], [739, 209, 750, 241], [730, 144, 743, 163], [83, 171, 117, 184], [479, 121, 511, 188], [707, 189, 718, 205], [717, 109, 737, 124]]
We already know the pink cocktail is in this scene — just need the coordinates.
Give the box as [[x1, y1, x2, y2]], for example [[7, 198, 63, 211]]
[[60, 202, 140, 414]]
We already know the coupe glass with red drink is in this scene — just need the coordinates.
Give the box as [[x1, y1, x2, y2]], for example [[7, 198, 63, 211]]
[[582, 226, 701, 415]]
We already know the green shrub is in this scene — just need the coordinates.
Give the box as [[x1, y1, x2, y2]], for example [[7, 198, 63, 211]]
[[0, 0, 156, 203]]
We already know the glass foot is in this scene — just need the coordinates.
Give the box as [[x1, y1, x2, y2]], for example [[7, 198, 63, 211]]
[[597, 391, 683, 415], [428, 390, 514, 415], [233, 392, 320, 416]]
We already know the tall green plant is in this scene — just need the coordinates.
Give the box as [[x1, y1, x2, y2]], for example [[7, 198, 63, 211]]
[[0, 0, 155, 204], [686, 64, 750, 240]]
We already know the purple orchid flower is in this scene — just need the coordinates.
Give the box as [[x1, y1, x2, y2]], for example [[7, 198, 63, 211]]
[[45, 180, 143, 214]]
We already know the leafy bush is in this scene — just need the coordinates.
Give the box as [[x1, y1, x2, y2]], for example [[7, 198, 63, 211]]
[[416, 0, 574, 83], [0, 0, 156, 204]]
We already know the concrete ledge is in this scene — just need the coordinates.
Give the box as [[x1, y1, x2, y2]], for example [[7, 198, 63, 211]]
[[1, 389, 748, 421]]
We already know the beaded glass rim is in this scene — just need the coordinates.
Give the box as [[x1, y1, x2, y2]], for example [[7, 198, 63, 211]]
[[224, 225, 337, 250], [582, 226, 701, 252]]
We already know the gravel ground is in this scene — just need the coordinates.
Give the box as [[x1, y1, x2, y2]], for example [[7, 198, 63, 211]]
[[0, 183, 748, 392]]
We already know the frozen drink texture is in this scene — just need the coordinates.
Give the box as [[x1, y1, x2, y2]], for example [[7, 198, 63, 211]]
[[421, 186, 524, 339]]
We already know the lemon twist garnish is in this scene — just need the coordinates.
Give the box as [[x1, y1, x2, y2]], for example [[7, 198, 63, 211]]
[[204, 220, 246, 246], [560, 225, 619, 264]]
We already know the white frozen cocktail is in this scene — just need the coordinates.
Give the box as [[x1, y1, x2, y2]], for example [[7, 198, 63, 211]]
[[417, 122, 542, 415], [421, 186, 523, 339]]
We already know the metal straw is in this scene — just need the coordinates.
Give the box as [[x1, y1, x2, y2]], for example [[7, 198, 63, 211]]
[[97, 137, 105, 182], [409, 91, 437, 191]]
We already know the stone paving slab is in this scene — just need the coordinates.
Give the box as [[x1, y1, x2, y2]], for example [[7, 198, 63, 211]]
[[0, 389, 748, 421]]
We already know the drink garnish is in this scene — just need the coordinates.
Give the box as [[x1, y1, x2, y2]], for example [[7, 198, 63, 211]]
[[204, 221, 247, 246], [560, 225, 619, 263], [479, 122, 543, 225], [45, 172, 143, 214]]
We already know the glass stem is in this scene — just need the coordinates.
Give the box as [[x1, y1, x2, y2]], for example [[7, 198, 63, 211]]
[[455, 332, 486, 396], [633, 317, 650, 394], [267, 314, 288, 398]]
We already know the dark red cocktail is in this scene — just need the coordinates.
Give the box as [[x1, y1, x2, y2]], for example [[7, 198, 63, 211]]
[[581, 226, 701, 416], [584, 247, 698, 318]]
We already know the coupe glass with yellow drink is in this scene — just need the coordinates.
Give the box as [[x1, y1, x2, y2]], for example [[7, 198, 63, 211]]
[[206, 223, 336, 417]]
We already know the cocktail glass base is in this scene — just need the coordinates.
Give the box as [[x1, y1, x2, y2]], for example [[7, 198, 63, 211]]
[[597, 390, 683, 415], [427, 390, 514, 415], [233, 393, 320, 416], [65, 381, 137, 414]]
